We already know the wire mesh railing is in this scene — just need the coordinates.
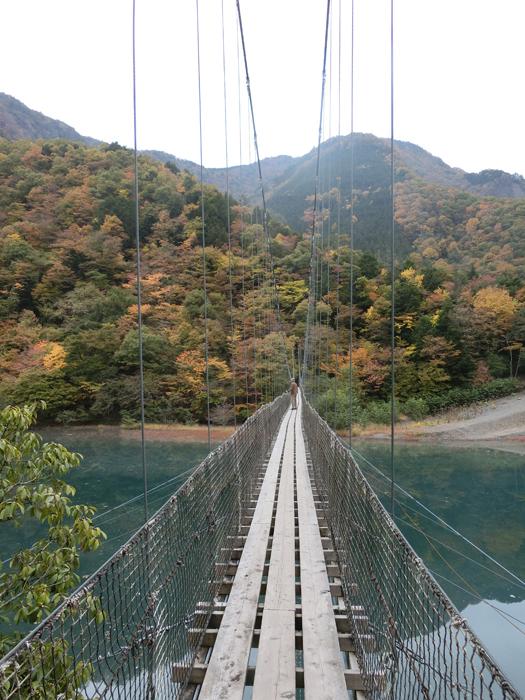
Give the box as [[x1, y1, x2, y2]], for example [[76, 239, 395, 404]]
[[0, 394, 288, 700], [301, 393, 521, 700]]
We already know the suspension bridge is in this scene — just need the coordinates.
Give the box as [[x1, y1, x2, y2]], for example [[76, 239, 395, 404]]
[[0, 0, 523, 699]]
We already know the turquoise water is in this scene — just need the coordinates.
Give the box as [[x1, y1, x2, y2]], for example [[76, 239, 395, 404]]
[[1, 429, 218, 578], [353, 439, 525, 695], [2, 430, 524, 694]]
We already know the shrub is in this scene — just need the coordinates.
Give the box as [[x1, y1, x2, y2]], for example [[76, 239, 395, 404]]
[[423, 378, 519, 415], [403, 397, 429, 421], [314, 388, 369, 430], [366, 399, 401, 425], [56, 408, 89, 425]]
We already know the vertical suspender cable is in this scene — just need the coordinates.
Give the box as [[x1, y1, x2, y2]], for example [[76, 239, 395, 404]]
[[389, 7, 397, 688], [259, 219, 264, 404], [311, 224, 318, 401], [196, 0, 211, 453], [317, 187, 323, 405], [390, 0, 396, 518], [261, 220, 268, 402], [240, 217, 250, 415], [325, 9, 333, 420], [132, 0, 148, 525], [334, 0, 342, 429], [301, 0, 331, 397], [250, 203, 258, 410], [255, 208, 263, 401], [319, 108, 327, 409], [349, 0, 355, 449], [222, 0, 237, 429], [237, 19, 250, 417], [264, 226, 269, 400], [310, 223, 317, 401], [132, 7, 155, 698], [236, 0, 291, 387]]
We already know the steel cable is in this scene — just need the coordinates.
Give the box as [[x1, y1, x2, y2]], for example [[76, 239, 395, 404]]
[[195, 0, 211, 453], [132, 0, 148, 524], [221, 0, 237, 429], [235, 0, 291, 384]]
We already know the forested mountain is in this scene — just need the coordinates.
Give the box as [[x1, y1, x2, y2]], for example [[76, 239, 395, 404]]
[[141, 149, 295, 200], [1, 93, 523, 207], [0, 135, 524, 428], [145, 138, 525, 221], [264, 133, 525, 260], [391, 139, 525, 198], [0, 93, 100, 147]]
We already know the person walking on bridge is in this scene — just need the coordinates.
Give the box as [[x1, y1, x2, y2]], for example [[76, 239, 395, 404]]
[[287, 378, 298, 409]]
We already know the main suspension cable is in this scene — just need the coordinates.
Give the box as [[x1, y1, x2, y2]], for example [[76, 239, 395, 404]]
[[236, 0, 291, 385]]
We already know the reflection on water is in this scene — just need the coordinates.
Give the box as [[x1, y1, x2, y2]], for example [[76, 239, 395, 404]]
[[1, 429, 218, 578], [463, 598, 525, 694], [3, 430, 524, 693], [353, 439, 525, 695]]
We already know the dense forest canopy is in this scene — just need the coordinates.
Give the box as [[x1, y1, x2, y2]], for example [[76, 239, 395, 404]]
[[0, 135, 524, 426]]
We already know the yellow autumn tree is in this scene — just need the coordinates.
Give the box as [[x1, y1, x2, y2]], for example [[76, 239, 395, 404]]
[[42, 342, 67, 371], [162, 350, 232, 418], [472, 287, 516, 334], [454, 287, 518, 355]]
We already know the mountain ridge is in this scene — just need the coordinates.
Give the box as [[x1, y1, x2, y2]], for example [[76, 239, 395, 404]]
[[1, 92, 524, 213], [0, 93, 101, 147]]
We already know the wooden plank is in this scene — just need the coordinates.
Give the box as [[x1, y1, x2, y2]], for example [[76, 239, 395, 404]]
[[294, 668, 363, 691], [189, 626, 356, 653], [197, 413, 290, 700], [253, 411, 297, 699], [172, 662, 207, 685], [295, 396, 349, 700]]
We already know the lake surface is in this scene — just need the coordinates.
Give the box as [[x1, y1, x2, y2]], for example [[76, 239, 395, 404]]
[[0, 429, 219, 579], [352, 439, 525, 696], [2, 430, 524, 694]]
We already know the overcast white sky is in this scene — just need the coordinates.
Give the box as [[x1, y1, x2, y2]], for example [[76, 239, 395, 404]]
[[2, 0, 524, 176]]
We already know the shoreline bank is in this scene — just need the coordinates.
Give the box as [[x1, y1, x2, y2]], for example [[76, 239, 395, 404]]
[[38, 390, 525, 447], [39, 423, 235, 444]]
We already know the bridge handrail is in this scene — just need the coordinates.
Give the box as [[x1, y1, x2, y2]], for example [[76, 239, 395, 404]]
[[301, 391, 521, 700], [0, 394, 289, 700]]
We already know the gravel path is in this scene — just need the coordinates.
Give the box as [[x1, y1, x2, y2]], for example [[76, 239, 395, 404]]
[[397, 391, 525, 441]]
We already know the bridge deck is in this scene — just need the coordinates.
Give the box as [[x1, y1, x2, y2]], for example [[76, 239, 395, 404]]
[[193, 396, 360, 699]]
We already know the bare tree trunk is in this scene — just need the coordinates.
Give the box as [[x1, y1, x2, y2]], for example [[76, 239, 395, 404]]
[[515, 348, 523, 379]]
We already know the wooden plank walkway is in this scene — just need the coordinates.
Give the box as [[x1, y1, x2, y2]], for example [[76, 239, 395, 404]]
[[295, 405, 348, 699], [197, 416, 289, 700], [183, 394, 364, 699], [252, 410, 296, 699]]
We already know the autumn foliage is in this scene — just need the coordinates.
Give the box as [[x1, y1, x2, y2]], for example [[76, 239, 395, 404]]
[[0, 135, 523, 425]]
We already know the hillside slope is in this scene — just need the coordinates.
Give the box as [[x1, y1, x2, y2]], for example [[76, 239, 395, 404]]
[[142, 148, 294, 198], [392, 139, 525, 199], [0, 136, 523, 427], [0, 93, 101, 147]]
